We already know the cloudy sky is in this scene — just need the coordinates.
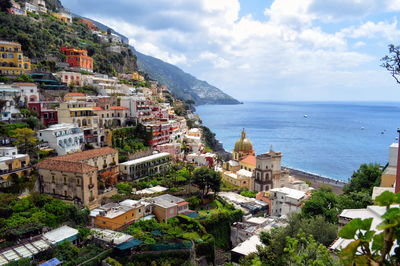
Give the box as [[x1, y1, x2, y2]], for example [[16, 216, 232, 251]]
[[62, 0, 400, 101]]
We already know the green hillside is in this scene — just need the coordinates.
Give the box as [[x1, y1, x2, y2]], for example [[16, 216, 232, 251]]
[[0, 11, 137, 75]]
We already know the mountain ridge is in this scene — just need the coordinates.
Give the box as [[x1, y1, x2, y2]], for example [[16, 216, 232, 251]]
[[81, 17, 240, 105]]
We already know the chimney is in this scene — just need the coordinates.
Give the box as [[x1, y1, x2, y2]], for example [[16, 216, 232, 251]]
[[396, 128, 400, 193]]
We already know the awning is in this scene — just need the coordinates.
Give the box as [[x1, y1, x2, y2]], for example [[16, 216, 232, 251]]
[[116, 239, 143, 250]]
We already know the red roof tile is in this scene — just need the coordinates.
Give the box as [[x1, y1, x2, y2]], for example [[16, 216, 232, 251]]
[[38, 159, 96, 173], [14, 83, 36, 86], [240, 155, 256, 167], [52, 147, 118, 162], [92, 107, 104, 111], [109, 106, 128, 110], [66, 92, 86, 97]]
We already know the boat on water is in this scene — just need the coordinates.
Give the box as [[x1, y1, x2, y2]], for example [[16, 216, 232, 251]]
[[304, 114, 308, 118]]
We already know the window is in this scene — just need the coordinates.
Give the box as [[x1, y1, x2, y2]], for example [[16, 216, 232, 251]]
[[52, 176, 55, 183], [64, 177, 67, 184], [77, 179, 80, 185], [64, 191, 67, 197], [53, 188, 55, 194]]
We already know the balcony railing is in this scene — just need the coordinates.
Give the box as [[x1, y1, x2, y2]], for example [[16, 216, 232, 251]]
[[0, 166, 31, 176]]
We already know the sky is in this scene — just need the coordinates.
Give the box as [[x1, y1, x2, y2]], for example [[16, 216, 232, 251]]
[[62, 0, 400, 101]]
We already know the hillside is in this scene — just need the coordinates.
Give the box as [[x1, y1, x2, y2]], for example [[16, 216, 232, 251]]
[[134, 49, 240, 105], [0, 12, 137, 75], [80, 17, 240, 105]]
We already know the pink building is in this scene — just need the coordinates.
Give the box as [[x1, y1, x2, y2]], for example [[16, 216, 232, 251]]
[[156, 143, 183, 161]]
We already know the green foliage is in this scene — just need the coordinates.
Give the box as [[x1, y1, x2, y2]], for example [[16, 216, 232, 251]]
[[338, 191, 400, 265], [112, 126, 149, 160], [301, 186, 339, 223], [192, 167, 221, 198], [0, 193, 88, 241], [242, 214, 338, 265], [116, 182, 132, 195], [283, 232, 338, 266], [344, 163, 382, 194], [201, 126, 219, 151], [0, 123, 29, 137], [187, 196, 202, 210], [240, 190, 258, 198], [10, 127, 38, 155], [5, 257, 31, 266], [15, 74, 34, 82], [104, 257, 122, 266], [0, 12, 137, 76]]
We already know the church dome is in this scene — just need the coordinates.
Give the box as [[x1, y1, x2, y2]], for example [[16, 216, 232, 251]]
[[234, 129, 253, 152]]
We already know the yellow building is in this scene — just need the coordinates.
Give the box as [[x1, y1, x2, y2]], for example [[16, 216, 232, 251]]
[[93, 200, 146, 231], [240, 155, 256, 172], [0, 41, 31, 76], [221, 169, 253, 189], [0, 147, 31, 188], [232, 129, 254, 161], [132, 72, 144, 81], [51, 11, 72, 23]]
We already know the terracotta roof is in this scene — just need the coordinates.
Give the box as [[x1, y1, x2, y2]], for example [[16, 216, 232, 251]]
[[38, 159, 96, 173], [14, 83, 36, 86], [53, 147, 118, 162], [66, 92, 86, 96], [109, 106, 128, 110], [240, 155, 256, 167], [92, 107, 104, 111], [177, 201, 188, 206]]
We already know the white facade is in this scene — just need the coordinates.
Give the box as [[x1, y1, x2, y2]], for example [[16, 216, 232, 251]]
[[269, 187, 306, 217], [186, 152, 216, 166], [0, 86, 20, 121], [0, 147, 18, 157], [14, 83, 39, 102], [38, 123, 84, 155]]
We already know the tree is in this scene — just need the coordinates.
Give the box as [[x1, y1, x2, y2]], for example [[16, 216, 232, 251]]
[[0, 0, 12, 12], [343, 163, 382, 194], [338, 191, 400, 265], [381, 44, 400, 84], [192, 167, 221, 198], [283, 232, 339, 266], [11, 127, 38, 155], [301, 186, 339, 223], [15, 74, 34, 82]]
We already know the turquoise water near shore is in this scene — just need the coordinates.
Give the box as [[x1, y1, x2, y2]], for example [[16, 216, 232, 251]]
[[196, 102, 400, 182]]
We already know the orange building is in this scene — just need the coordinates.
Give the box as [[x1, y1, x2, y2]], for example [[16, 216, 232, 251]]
[[79, 19, 98, 31], [60, 46, 93, 72]]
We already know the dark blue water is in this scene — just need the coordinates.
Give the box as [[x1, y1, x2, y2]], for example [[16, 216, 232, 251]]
[[196, 102, 400, 181]]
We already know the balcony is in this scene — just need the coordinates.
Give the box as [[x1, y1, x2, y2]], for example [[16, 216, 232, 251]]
[[0, 166, 31, 176]]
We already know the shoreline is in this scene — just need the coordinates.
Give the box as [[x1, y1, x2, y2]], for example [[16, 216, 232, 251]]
[[283, 167, 346, 194], [197, 115, 347, 194]]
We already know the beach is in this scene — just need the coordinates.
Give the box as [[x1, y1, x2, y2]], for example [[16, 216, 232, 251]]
[[284, 167, 346, 194]]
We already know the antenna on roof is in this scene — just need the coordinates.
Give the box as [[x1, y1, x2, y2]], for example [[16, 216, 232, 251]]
[[269, 145, 273, 152]]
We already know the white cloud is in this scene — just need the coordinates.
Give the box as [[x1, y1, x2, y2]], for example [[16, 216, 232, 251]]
[[62, 0, 400, 101]]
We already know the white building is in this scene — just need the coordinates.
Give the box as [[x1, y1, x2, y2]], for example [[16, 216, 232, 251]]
[[331, 205, 399, 253], [14, 82, 39, 102], [186, 152, 216, 166], [269, 187, 307, 217], [37, 123, 84, 155], [0, 86, 20, 121], [119, 152, 171, 180]]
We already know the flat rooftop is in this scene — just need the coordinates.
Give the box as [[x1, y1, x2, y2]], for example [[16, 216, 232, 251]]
[[120, 152, 170, 166]]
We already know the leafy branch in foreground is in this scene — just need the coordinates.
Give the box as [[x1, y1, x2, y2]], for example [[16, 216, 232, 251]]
[[338, 191, 400, 265]]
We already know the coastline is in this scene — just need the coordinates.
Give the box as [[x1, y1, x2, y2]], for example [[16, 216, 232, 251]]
[[202, 124, 346, 194], [283, 167, 346, 194]]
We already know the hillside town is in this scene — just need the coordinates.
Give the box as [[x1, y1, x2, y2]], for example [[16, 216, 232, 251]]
[[0, 1, 400, 265]]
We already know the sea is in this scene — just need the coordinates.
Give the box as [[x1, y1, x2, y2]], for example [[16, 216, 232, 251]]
[[196, 101, 400, 182]]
